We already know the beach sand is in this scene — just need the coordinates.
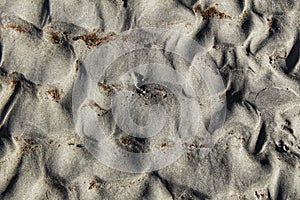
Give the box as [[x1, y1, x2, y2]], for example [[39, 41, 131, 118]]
[[0, 0, 299, 199]]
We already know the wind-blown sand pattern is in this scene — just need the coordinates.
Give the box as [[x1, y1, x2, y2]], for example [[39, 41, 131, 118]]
[[0, 0, 299, 199]]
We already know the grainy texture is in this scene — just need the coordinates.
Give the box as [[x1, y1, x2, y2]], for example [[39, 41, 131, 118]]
[[0, 0, 299, 200]]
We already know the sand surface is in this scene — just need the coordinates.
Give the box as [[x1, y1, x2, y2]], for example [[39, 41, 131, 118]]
[[0, 0, 299, 199]]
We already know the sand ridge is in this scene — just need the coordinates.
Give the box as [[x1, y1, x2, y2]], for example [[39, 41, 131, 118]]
[[0, 0, 299, 199]]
